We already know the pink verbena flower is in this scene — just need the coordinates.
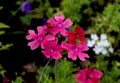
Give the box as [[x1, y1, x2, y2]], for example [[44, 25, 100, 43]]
[[26, 25, 55, 50], [46, 14, 73, 36], [76, 68, 103, 83], [61, 42, 89, 61], [41, 38, 64, 60]]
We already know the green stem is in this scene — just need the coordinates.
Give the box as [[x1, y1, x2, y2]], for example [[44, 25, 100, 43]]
[[55, 60, 58, 83], [6, 2, 27, 23], [37, 58, 52, 83]]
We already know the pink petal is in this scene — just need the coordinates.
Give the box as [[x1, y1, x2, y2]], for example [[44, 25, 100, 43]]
[[42, 38, 58, 49], [44, 34, 55, 41], [54, 14, 65, 22], [55, 45, 64, 52], [90, 69, 103, 78], [68, 50, 77, 60], [47, 18, 56, 25], [85, 80, 93, 83], [41, 50, 51, 59], [28, 40, 40, 50], [76, 70, 87, 82], [61, 42, 74, 50], [41, 35, 55, 49], [37, 26, 46, 35], [52, 51, 62, 59], [50, 27, 59, 35], [60, 28, 68, 36], [78, 52, 89, 61], [62, 18, 73, 28], [77, 43, 89, 51], [26, 30, 37, 40]]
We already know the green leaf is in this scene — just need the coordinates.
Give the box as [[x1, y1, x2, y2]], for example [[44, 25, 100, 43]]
[[0, 23, 10, 29], [0, 31, 5, 35], [20, 15, 32, 25], [12, 77, 23, 83], [0, 6, 3, 10]]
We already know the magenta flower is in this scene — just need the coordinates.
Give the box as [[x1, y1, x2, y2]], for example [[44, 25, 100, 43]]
[[41, 38, 64, 60], [76, 68, 103, 83], [46, 14, 73, 36], [26, 25, 55, 50], [61, 42, 89, 61], [3, 77, 11, 83]]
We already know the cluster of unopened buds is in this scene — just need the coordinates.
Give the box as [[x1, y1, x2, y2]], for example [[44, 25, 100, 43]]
[[87, 34, 114, 55], [26, 14, 89, 61]]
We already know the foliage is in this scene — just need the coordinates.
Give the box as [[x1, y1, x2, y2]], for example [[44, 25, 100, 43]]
[[61, 0, 90, 23], [0, 23, 10, 35], [0, 0, 120, 83], [12, 77, 23, 83], [0, 42, 13, 51], [37, 58, 76, 83]]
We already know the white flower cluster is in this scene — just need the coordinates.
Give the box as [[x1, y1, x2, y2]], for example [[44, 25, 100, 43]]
[[87, 34, 114, 55]]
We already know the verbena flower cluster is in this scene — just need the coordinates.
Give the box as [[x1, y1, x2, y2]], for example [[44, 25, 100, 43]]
[[26, 14, 89, 61], [76, 67, 103, 83], [26, 14, 103, 83], [87, 34, 114, 55]]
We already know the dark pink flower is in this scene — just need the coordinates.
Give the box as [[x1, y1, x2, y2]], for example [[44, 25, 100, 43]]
[[67, 26, 86, 44], [41, 38, 64, 60], [46, 14, 73, 36], [61, 42, 89, 61], [3, 77, 11, 83], [26, 25, 55, 50], [76, 68, 103, 83]]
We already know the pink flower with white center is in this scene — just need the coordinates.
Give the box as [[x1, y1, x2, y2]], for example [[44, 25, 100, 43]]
[[76, 68, 103, 83], [41, 38, 64, 60], [26, 25, 55, 50], [46, 14, 73, 36], [61, 42, 89, 61]]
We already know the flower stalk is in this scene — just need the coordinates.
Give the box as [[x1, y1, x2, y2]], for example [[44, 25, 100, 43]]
[[37, 58, 52, 83]]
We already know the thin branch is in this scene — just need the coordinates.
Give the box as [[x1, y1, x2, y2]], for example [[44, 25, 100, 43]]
[[37, 58, 52, 83]]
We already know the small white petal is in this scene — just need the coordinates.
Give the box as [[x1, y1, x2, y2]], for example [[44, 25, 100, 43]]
[[108, 47, 114, 53], [100, 34, 107, 40], [93, 45, 102, 54], [87, 40, 96, 47], [91, 34, 98, 41], [101, 48, 108, 55], [102, 40, 110, 47]]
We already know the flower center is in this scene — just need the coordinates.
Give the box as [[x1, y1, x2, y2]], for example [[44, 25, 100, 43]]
[[58, 24, 62, 28], [39, 36, 42, 40], [46, 22, 53, 28], [74, 48, 78, 52], [50, 49, 54, 52], [76, 34, 79, 38]]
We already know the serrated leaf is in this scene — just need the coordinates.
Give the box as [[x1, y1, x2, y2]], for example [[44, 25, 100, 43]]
[[0, 23, 10, 28]]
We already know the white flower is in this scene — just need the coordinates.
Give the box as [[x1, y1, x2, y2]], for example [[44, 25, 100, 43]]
[[108, 47, 114, 53], [97, 40, 110, 47], [93, 45, 103, 54], [91, 34, 98, 41], [100, 34, 107, 40], [97, 40, 103, 47], [101, 48, 108, 55], [102, 40, 110, 47], [87, 40, 96, 47]]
